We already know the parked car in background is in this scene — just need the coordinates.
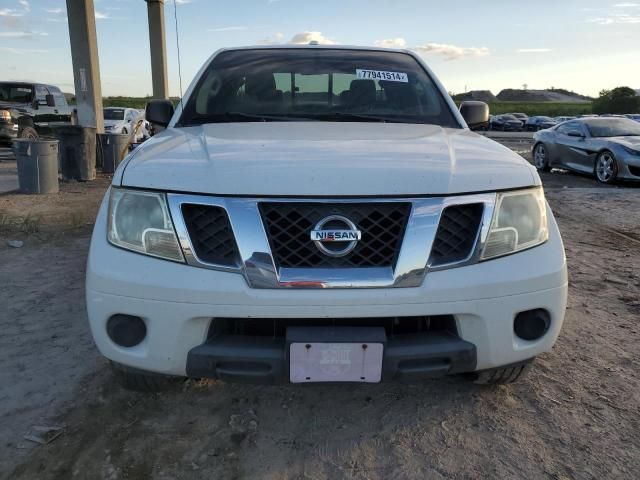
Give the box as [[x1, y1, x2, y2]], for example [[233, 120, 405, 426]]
[[525, 116, 557, 131], [490, 114, 523, 131], [555, 116, 576, 123], [533, 117, 640, 184], [509, 112, 528, 124], [626, 114, 640, 123], [0, 81, 71, 142], [104, 107, 150, 141]]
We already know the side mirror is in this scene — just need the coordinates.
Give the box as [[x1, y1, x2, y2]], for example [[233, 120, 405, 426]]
[[45, 94, 55, 107], [459, 101, 490, 131], [145, 99, 175, 128], [567, 130, 585, 138]]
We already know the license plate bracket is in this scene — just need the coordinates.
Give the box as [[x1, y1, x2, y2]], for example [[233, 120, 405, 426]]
[[286, 326, 386, 383]]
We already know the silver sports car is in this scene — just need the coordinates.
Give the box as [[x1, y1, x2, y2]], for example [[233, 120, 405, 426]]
[[532, 117, 640, 184]]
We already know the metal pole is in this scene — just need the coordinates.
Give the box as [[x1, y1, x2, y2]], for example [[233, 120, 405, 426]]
[[145, 0, 169, 99], [66, 0, 104, 132]]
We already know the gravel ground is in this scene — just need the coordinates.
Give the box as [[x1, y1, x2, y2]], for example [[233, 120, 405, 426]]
[[1, 145, 639, 479]]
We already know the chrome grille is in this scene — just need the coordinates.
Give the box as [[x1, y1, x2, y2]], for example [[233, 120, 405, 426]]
[[181, 204, 241, 267], [260, 202, 411, 268], [429, 203, 484, 266]]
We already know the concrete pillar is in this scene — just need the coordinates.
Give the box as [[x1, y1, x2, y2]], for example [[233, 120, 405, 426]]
[[66, 0, 104, 132], [146, 0, 169, 99]]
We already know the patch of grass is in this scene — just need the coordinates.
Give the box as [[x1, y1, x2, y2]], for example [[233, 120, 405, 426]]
[[20, 214, 42, 234], [69, 212, 85, 229], [486, 102, 593, 117], [102, 96, 180, 110]]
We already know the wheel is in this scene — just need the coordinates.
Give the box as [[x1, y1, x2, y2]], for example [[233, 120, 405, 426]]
[[533, 143, 551, 172], [110, 362, 182, 392], [595, 151, 618, 184], [18, 126, 38, 140], [469, 359, 533, 385]]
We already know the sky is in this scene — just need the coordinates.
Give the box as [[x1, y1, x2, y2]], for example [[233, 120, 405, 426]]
[[1, 0, 639, 97]]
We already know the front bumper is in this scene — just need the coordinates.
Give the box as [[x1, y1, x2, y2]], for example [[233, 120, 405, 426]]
[[187, 329, 477, 383], [0, 122, 18, 141]]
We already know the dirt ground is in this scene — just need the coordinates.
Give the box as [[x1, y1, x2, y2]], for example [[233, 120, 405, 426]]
[[1, 143, 639, 480]]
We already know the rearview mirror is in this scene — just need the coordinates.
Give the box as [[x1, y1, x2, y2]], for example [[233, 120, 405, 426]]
[[567, 130, 584, 138], [459, 101, 490, 131], [145, 99, 175, 128]]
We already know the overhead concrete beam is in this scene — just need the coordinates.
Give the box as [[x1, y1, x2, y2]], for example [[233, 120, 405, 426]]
[[66, 0, 104, 132], [146, 0, 169, 99]]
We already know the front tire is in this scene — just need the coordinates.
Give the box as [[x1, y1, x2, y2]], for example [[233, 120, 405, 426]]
[[18, 126, 38, 140], [110, 362, 182, 392], [533, 143, 551, 172], [595, 151, 618, 184], [469, 360, 533, 385]]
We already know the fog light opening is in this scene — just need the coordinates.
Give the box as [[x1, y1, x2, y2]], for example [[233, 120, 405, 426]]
[[107, 314, 147, 347], [514, 309, 550, 341]]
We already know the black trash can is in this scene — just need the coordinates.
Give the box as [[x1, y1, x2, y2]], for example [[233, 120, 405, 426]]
[[54, 126, 96, 181], [97, 133, 130, 173], [12, 139, 59, 194]]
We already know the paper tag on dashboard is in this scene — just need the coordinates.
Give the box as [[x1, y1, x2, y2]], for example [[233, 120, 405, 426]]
[[356, 69, 408, 82]]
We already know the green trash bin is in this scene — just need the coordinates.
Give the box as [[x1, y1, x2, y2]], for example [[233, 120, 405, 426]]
[[12, 139, 59, 194], [54, 125, 96, 181], [97, 133, 130, 173]]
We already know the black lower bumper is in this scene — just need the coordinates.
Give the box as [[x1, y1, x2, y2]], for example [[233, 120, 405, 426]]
[[0, 123, 18, 142], [186, 328, 477, 384]]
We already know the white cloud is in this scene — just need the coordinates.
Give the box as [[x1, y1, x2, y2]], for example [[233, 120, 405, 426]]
[[412, 43, 489, 60], [261, 31, 336, 45], [588, 14, 640, 24], [0, 30, 48, 38], [374, 38, 407, 49], [260, 32, 285, 44], [517, 48, 553, 53], [288, 31, 336, 45], [614, 2, 639, 6], [45, 8, 64, 14], [94, 11, 109, 20], [0, 8, 24, 16], [0, 46, 47, 54], [209, 26, 248, 32], [18, 0, 30, 12]]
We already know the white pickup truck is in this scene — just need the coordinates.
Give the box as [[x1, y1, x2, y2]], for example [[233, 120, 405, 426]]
[[86, 45, 567, 391]]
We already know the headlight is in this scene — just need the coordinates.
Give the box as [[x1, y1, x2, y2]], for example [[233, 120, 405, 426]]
[[107, 188, 184, 262], [1, 110, 11, 121], [481, 188, 548, 260]]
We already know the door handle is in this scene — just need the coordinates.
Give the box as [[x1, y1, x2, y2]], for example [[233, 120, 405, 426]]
[[54, 109, 59, 113]]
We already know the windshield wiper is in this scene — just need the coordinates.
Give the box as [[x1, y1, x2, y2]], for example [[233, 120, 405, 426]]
[[182, 112, 309, 125]]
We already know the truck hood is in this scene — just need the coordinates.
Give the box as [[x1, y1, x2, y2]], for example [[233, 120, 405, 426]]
[[120, 123, 538, 196]]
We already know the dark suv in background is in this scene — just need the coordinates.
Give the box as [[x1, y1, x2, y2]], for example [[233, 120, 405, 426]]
[[0, 82, 72, 143]]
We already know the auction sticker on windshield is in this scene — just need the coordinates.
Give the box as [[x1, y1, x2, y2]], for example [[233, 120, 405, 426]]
[[356, 69, 408, 82]]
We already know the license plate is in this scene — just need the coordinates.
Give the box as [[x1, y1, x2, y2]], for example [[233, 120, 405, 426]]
[[290, 342, 383, 383]]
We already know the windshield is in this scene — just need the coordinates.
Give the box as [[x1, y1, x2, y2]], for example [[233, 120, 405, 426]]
[[585, 118, 640, 137], [0, 83, 33, 103], [104, 108, 125, 120], [178, 49, 460, 127]]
